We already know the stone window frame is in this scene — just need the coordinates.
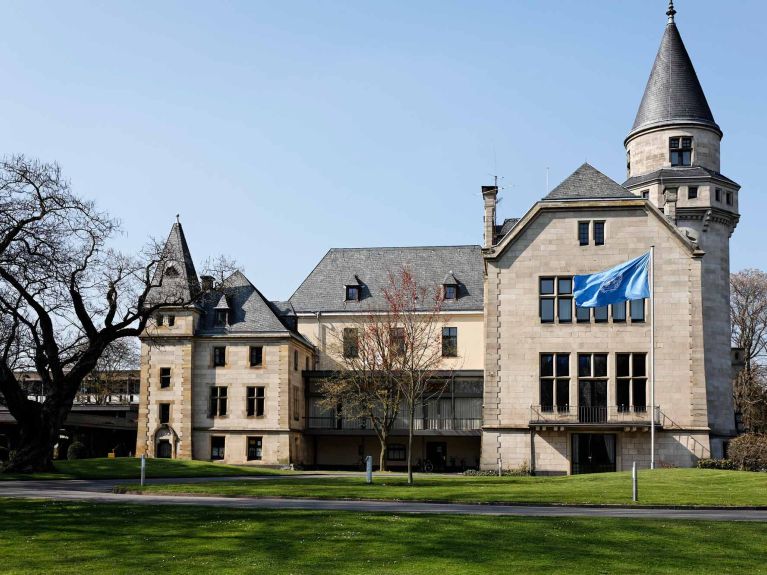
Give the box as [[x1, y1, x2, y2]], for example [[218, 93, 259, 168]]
[[593, 221, 605, 246], [158, 402, 171, 424], [212, 346, 226, 367], [539, 276, 573, 324], [725, 190, 734, 206], [616, 352, 648, 413], [442, 326, 458, 357], [209, 386, 228, 417], [539, 352, 570, 413], [159, 367, 172, 388], [210, 436, 225, 460], [247, 436, 263, 461], [669, 136, 693, 166], [249, 345, 264, 368], [715, 188, 722, 202], [687, 186, 698, 200]]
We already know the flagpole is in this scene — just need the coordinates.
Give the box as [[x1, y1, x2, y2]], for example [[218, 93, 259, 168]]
[[650, 245, 656, 470]]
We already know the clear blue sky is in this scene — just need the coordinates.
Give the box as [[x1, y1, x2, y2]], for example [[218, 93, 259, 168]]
[[2, 1, 763, 300]]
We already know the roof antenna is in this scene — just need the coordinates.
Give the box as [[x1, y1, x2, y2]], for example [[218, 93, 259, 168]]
[[667, 0, 676, 24]]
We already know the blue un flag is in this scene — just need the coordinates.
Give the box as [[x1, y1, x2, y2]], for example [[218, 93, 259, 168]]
[[573, 252, 651, 308]]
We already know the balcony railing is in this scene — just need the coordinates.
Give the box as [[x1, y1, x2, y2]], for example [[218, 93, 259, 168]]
[[307, 416, 482, 431], [529, 405, 660, 426]]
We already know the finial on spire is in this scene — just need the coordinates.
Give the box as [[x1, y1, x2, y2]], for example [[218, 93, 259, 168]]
[[667, 0, 676, 24], [175, 214, 180, 224]]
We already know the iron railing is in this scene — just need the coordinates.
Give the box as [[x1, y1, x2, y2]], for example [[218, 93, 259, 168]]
[[530, 405, 660, 426], [307, 416, 482, 431]]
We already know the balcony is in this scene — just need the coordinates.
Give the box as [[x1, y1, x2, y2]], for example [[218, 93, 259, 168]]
[[306, 416, 482, 433], [529, 405, 660, 429]]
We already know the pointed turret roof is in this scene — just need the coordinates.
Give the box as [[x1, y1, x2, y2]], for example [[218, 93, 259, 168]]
[[147, 221, 201, 305], [543, 163, 635, 201], [628, 2, 720, 140]]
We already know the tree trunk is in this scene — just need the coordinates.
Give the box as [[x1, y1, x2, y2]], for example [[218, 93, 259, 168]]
[[3, 416, 59, 473], [407, 403, 415, 485], [378, 435, 387, 472]]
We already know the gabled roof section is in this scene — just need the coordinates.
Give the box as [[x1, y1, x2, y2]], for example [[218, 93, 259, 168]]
[[544, 164, 635, 201], [147, 221, 201, 305], [628, 11, 720, 140], [290, 246, 483, 313], [196, 270, 292, 334], [442, 271, 459, 285]]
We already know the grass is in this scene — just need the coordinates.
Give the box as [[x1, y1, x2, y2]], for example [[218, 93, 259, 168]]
[[0, 457, 286, 481], [0, 498, 764, 574], [126, 468, 767, 507]]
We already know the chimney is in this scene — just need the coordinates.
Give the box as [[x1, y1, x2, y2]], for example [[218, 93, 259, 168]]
[[200, 275, 214, 291], [482, 185, 498, 248], [663, 187, 678, 223]]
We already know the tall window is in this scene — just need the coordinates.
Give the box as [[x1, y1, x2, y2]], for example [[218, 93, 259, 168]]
[[715, 188, 722, 202], [159, 367, 172, 388], [294, 350, 299, 371], [247, 436, 263, 461], [210, 436, 225, 460], [343, 328, 359, 358], [578, 222, 590, 246], [594, 305, 608, 323], [247, 386, 265, 417], [540, 353, 569, 412], [159, 402, 170, 424], [442, 327, 458, 357], [391, 327, 406, 355], [156, 314, 164, 326], [616, 353, 647, 412], [167, 315, 175, 327], [213, 346, 226, 367], [578, 353, 608, 423], [593, 221, 605, 246], [630, 299, 645, 322], [540, 277, 572, 323], [292, 386, 300, 420], [670, 136, 692, 166], [249, 346, 263, 367], [612, 301, 626, 323], [209, 386, 227, 417], [726, 190, 733, 206]]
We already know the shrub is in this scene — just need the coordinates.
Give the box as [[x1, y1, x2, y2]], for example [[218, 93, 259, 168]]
[[67, 441, 88, 460], [697, 458, 737, 470], [728, 433, 767, 472], [463, 460, 530, 477]]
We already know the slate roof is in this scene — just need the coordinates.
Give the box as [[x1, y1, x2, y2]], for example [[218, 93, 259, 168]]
[[196, 271, 294, 335], [543, 163, 635, 201], [629, 17, 720, 139], [623, 166, 740, 189], [289, 246, 484, 313], [494, 218, 520, 241], [146, 222, 201, 305]]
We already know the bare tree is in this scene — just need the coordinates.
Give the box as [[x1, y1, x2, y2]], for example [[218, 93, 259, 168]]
[[318, 314, 403, 471], [731, 269, 767, 433], [385, 268, 448, 485], [0, 156, 203, 472], [77, 338, 140, 405]]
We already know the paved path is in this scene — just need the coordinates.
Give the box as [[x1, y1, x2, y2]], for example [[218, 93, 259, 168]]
[[2, 476, 767, 521]]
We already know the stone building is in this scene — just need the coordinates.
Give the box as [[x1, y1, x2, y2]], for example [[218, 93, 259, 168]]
[[480, 2, 739, 474], [135, 3, 740, 472]]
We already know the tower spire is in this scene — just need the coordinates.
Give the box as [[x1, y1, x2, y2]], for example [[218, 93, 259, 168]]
[[666, 0, 676, 24]]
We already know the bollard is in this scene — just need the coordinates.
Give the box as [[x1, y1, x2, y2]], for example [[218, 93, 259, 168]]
[[365, 455, 373, 484], [632, 461, 638, 502], [140, 453, 146, 487]]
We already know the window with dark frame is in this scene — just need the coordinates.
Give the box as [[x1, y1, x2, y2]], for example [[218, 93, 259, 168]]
[[210, 436, 225, 460], [249, 346, 263, 367], [343, 328, 359, 358], [159, 402, 170, 424], [578, 353, 608, 422], [167, 315, 175, 327], [247, 386, 265, 417], [214, 309, 228, 327], [616, 353, 647, 413], [442, 327, 458, 357], [540, 277, 572, 323], [443, 284, 458, 300], [247, 436, 263, 461], [391, 327, 406, 355], [576, 304, 590, 323], [209, 386, 228, 417], [715, 188, 722, 202], [688, 186, 698, 199], [593, 221, 605, 246], [540, 353, 570, 413], [213, 346, 226, 367], [641, 190, 650, 199], [578, 222, 590, 246], [612, 301, 626, 323], [386, 444, 406, 461], [669, 136, 692, 166], [345, 285, 360, 301], [726, 190, 733, 206], [159, 367, 172, 388], [294, 350, 299, 371]]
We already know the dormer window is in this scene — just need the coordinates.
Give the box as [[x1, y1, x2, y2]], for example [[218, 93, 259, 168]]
[[444, 284, 458, 300], [214, 310, 228, 327], [669, 137, 692, 166], [345, 285, 360, 302]]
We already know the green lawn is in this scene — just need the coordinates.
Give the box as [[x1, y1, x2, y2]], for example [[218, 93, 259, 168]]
[[125, 468, 767, 507], [0, 499, 764, 574], [0, 457, 286, 480]]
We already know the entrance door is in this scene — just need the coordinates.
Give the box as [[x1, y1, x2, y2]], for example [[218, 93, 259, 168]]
[[156, 439, 172, 458], [571, 433, 616, 474], [426, 442, 447, 472], [578, 380, 607, 423]]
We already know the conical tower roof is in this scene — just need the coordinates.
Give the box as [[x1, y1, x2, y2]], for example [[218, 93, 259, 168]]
[[627, 2, 720, 141], [147, 220, 201, 305]]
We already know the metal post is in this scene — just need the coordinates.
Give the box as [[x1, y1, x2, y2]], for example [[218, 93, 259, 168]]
[[365, 455, 373, 484], [140, 453, 146, 487], [498, 458, 502, 477], [650, 246, 656, 470], [632, 461, 638, 502]]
